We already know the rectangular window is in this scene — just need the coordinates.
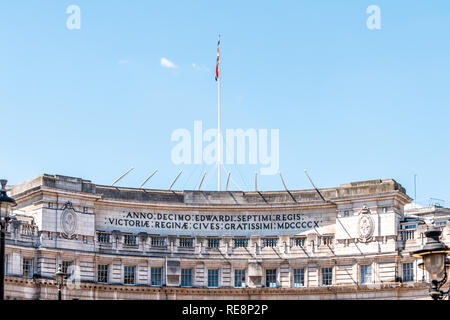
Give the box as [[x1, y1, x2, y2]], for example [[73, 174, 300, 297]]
[[234, 269, 246, 288], [294, 237, 306, 247], [403, 263, 414, 282], [124, 235, 137, 246], [151, 237, 166, 247], [97, 264, 109, 283], [62, 261, 73, 277], [401, 230, 415, 241], [124, 266, 136, 285], [233, 238, 248, 248], [293, 268, 305, 287], [263, 238, 278, 248], [179, 238, 194, 248], [265, 269, 277, 288], [23, 258, 33, 278], [181, 269, 192, 287], [97, 232, 110, 243], [322, 236, 334, 246], [360, 265, 372, 284], [207, 238, 220, 248], [208, 269, 219, 288], [321, 267, 333, 286], [151, 267, 162, 286]]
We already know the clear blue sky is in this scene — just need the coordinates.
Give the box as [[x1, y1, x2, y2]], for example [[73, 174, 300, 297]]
[[1, 1, 449, 205]]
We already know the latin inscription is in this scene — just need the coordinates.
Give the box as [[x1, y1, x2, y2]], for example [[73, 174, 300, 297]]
[[103, 211, 322, 236]]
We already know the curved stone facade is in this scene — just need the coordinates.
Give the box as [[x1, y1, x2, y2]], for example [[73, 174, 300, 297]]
[[3, 174, 440, 300]]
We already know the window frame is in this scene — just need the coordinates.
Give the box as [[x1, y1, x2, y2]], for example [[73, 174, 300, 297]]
[[360, 264, 372, 284], [402, 262, 414, 282], [293, 268, 305, 287], [265, 268, 278, 288], [124, 265, 136, 285], [97, 264, 109, 283], [181, 268, 193, 287], [207, 238, 220, 249], [179, 237, 194, 248], [207, 269, 220, 288], [22, 257, 34, 278], [151, 267, 163, 286], [321, 267, 333, 286], [123, 234, 137, 246], [234, 269, 246, 288], [233, 238, 249, 248]]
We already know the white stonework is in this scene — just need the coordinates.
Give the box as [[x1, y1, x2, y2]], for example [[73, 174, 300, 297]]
[[2, 174, 446, 300]]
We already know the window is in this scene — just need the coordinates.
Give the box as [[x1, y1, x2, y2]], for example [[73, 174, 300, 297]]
[[265, 269, 277, 288], [151, 267, 162, 286], [21, 224, 34, 236], [321, 236, 334, 246], [403, 263, 414, 282], [208, 269, 219, 288], [124, 234, 137, 246], [62, 261, 73, 277], [234, 270, 246, 288], [263, 238, 278, 248], [401, 230, 415, 241], [97, 264, 109, 283], [151, 237, 166, 247], [179, 238, 194, 248], [233, 238, 248, 248], [321, 267, 333, 286], [124, 266, 136, 285], [23, 258, 33, 278], [98, 232, 110, 243], [360, 265, 372, 284], [294, 237, 306, 247], [207, 238, 220, 248], [293, 268, 305, 287], [181, 269, 192, 287]]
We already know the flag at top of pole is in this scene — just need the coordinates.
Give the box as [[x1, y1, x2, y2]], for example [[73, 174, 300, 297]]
[[215, 35, 220, 81], [216, 34, 221, 191]]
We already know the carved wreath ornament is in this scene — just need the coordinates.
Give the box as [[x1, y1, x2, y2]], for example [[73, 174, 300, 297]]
[[357, 206, 374, 243]]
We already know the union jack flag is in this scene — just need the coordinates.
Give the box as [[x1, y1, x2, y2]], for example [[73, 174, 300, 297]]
[[215, 35, 220, 81]]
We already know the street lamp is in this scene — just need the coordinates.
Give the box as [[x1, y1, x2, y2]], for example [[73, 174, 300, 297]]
[[0, 179, 16, 301], [55, 264, 66, 300], [411, 225, 450, 300]]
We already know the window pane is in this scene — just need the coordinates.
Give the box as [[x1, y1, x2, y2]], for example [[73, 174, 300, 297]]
[[124, 266, 136, 285], [403, 263, 414, 282], [151, 267, 162, 286], [179, 238, 194, 247], [233, 239, 248, 248], [360, 265, 372, 284], [181, 269, 192, 287], [98, 264, 108, 283], [234, 270, 246, 288], [266, 269, 277, 288], [208, 269, 219, 287], [293, 268, 304, 287], [23, 258, 33, 278], [321, 267, 333, 286], [207, 238, 220, 248]]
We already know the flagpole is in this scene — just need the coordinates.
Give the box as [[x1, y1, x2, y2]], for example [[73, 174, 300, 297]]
[[217, 35, 221, 191]]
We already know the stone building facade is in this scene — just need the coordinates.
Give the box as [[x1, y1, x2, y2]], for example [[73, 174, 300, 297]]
[[2, 174, 444, 300]]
